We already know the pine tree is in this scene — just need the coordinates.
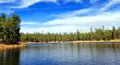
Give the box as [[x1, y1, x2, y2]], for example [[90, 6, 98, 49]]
[[112, 26, 117, 39], [0, 13, 21, 44]]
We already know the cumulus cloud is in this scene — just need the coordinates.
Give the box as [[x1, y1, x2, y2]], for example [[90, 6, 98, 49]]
[[21, 11, 120, 33], [44, 12, 120, 25]]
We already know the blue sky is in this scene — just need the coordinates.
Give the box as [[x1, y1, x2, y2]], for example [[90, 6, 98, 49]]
[[0, 0, 120, 33]]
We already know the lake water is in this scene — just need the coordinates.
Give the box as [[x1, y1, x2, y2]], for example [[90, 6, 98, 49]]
[[0, 42, 120, 65]]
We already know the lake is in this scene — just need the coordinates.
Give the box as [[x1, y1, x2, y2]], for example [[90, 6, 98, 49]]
[[0, 42, 120, 65]]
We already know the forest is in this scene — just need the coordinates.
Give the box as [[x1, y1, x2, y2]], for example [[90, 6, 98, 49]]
[[0, 13, 120, 44], [0, 13, 21, 44], [20, 26, 120, 42]]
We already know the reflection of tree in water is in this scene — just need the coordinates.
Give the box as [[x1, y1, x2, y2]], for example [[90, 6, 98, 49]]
[[0, 48, 20, 65]]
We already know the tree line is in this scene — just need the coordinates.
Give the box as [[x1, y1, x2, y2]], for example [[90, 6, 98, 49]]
[[0, 13, 120, 44], [20, 26, 120, 42], [0, 13, 21, 44]]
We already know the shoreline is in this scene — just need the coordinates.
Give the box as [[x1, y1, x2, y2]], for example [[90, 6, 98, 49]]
[[73, 40, 120, 43], [0, 39, 120, 50], [20, 39, 120, 44]]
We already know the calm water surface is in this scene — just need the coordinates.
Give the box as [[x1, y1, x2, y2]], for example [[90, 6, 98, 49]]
[[0, 42, 120, 65]]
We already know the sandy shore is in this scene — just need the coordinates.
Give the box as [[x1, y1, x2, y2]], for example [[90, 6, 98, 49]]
[[20, 39, 120, 44], [73, 40, 120, 43], [0, 44, 25, 51]]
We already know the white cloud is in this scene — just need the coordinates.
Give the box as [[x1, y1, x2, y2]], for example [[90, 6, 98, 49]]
[[21, 25, 83, 33], [10, 0, 82, 9], [55, 8, 96, 18], [21, 22, 37, 25], [100, 0, 120, 11], [0, 0, 58, 14], [0, 0, 58, 9], [21, 11, 120, 33], [3, 0, 82, 9], [1, 0, 119, 33], [44, 11, 120, 25], [11, 0, 41, 8], [64, 0, 82, 3], [19, 0, 40, 8], [0, 0, 15, 3]]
